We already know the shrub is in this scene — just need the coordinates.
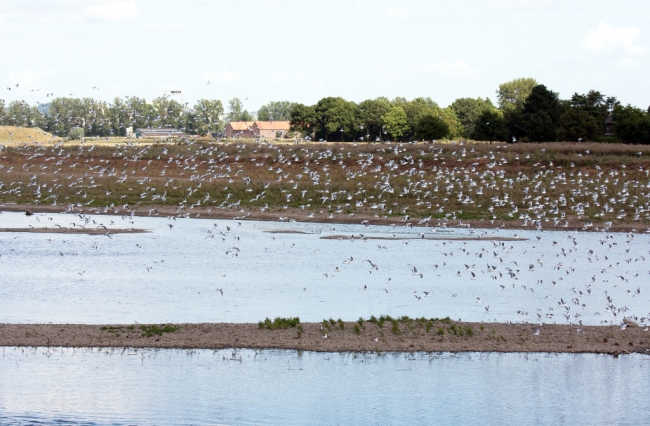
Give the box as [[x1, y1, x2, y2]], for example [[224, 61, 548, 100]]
[[258, 317, 300, 330], [68, 127, 84, 140]]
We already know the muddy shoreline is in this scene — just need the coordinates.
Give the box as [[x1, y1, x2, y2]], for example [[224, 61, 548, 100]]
[[0, 227, 148, 235], [0, 203, 644, 234], [1, 322, 648, 356]]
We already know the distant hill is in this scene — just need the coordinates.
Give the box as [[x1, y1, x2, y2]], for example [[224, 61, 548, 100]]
[[0, 126, 60, 144]]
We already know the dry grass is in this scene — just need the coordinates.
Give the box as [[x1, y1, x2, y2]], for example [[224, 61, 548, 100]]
[[0, 126, 60, 145]]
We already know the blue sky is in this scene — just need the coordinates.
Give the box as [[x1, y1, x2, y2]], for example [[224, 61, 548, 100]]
[[1, 0, 648, 111]]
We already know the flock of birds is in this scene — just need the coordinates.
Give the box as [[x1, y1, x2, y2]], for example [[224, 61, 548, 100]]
[[0, 207, 648, 330], [0, 138, 649, 329]]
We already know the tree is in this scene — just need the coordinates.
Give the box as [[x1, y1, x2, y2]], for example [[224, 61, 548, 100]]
[[5, 100, 41, 127], [496, 78, 538, 112], [558, 106, 602, 141], [44, 97, 85, 136], [613, 105, 650, 144], [450, 97, 497, 137], [289, 103, 318, 140], [0, 100, 6, 124], [150, 97, 184, 129], [68, 126, 84, 140], [107, 97, 130, 136], [226, 98, 253, 122], [190, 99, 224, 135], [471, 110, 508, 142], [393, 97, 439, 138], [125, 96, 154, 129], [356, 98, 391, 141], [313, 97, 357, 141], [381, 106, 409, 141], [257, 101, 295, 121], [521, 85, 561, 141], [415, 113, 449, 140]]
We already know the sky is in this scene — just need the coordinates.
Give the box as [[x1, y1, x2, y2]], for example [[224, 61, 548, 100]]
[[0, 0, 648, 112]]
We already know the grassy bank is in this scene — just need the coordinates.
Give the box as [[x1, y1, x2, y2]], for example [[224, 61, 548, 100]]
[[1, 139, 650, 230]]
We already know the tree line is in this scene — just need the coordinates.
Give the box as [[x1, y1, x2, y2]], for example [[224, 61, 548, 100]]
[[289, 78, 650, 144], [0, 96, 297, 139], [0, 78, 648, 143]]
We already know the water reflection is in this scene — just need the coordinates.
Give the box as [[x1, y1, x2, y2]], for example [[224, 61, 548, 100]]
[[0, 347, 648, 425]]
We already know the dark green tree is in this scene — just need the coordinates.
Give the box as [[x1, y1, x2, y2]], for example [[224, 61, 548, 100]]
[[191, 99, 224, 135], [289, 103, 318, 140], [471, 110, 508, 142], [415, 113, 450, 140], [356, 98, 391, 141], [521, 85, 561, 141], [613, 105, 650, 144], [313, 97, 357, 141], [558, 107, 601, 141], [450, 97, 497, 138], [381, 106, 409, 141]]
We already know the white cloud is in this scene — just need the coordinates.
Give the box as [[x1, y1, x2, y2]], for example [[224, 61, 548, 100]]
[[83, 1, 139, 21], [203, 71, 241, 84], [421, 61, 478, 79], [582, 23, 643, 55], [488, 0, 555, 11], [618, 57, 637, 69], [8, 69, 54, 86], [147, 21, 187, 31], [381, 8, 409, 20]]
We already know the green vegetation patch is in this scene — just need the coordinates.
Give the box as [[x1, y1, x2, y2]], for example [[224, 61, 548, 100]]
[[258, 317, 300, 330], [139, 324, 179, 338]]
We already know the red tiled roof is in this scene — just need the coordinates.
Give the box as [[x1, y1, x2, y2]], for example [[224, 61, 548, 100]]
[[253, 121, 290, 131]]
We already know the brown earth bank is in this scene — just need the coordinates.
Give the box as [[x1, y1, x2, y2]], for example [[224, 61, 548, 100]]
[[1, 321, 649, 356], [0, 227, 147, 235], [0, 203, 643, 234]]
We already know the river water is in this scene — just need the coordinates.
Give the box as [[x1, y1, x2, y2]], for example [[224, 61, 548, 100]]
[[0, 211, 648, 326], [0, 347, 648, 425]]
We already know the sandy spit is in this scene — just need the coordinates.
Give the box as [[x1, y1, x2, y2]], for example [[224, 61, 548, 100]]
[[1, 322, 648, 356]]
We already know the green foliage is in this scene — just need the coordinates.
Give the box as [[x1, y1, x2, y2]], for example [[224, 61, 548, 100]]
[[356, 98, 391, 141], [497, 77, 538, 112], [4, 100, 41, 128], [314, 97, 357, 141], [354, 323, 361, 334], [522, 85, 561, 142], [450, 97, 497, 137], [289, 103, 318, 139], [471, 110, 508, 142], [613, 105, 650, 144], [140, 324, 179, 338], [190, 99, 224, 135], [381, 106, 409, 140], [68, 126, 84, 140], [558, 107, 601, 141], [258, 317, 301, 330], [227, 98, 253, 122], [150, 96, 184, 129], [257, 101, 296, 121], [415, 113, 450, 140], [525, 111, 557, 142]]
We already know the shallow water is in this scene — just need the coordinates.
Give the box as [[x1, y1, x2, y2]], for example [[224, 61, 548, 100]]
[[0, 211, 648, 325], [0, 347, 648, 425]]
